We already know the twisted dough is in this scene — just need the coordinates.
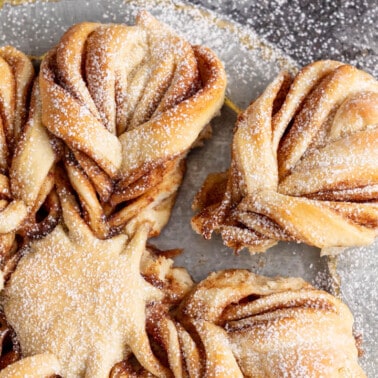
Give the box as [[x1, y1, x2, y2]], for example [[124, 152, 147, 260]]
[[2, 207, 365, 378], [0, 21, 368, 378], [39, 11, 226, 239], [2, 173, 194, 378], [0, 46, 59, 280], [0, 46, 32, 269], [111, 270, 365, 377], [192, 61, 378, 254], [1, 163, 365, 378]]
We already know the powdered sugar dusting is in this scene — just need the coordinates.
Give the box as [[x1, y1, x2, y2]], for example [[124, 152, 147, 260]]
[[0, 0, 376, 375], [3, 219, 164, 377], [190, 0, 377, 78], [0, 0, 297, 110], [336, 239, 378, 374]]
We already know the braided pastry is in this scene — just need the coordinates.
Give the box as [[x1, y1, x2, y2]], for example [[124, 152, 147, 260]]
[[192, 60, 378, 254], [0, 16, 368, 378], [39, 11, 226, 239]]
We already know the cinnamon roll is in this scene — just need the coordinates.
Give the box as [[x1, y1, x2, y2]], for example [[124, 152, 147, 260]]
[[39, 11, 226, 240], [192, 61, 378, 254]]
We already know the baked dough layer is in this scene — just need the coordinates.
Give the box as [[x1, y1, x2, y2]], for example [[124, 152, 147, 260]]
[[2, 180, 192, 378], [39, 11, 227, 240], [0, 46, 59, 281], [192, 61, 378, 254], [2, 174, 366, 376], [0, 14, 369, 378], [3, 245, 365, 377]]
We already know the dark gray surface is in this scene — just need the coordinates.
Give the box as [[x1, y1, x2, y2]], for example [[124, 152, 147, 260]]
[[189, 0, 378, 76]]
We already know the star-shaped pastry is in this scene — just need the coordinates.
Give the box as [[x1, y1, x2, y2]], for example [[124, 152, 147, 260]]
[[2, 188, 169, 378]]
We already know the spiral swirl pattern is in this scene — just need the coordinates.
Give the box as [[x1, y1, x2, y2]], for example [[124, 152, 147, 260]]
[[39, 11, 226, 239], [192, 61, 378, 254]]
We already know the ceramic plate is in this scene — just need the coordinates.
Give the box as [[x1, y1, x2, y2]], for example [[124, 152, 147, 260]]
[[0, 0, 376, 374]]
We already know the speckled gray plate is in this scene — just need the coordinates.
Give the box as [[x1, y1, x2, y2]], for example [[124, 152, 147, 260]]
[[0, 0, 376, 375]]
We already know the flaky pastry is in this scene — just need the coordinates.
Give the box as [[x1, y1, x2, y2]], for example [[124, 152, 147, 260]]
[[0, 46, 59, 281], [192, 60, 378, 254], [39, 11, 226, 239], [1, 159, 366, 378], [0, 17, 368, 378], [0, 46, 32, 277], [111, 270, 366, 377], [2, 236, 365, 378], [177, 270, 365, 377], [2, 172, 194, 378]]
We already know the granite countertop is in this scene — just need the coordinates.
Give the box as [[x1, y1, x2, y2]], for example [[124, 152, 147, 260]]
[[189, 0, 377, 77]]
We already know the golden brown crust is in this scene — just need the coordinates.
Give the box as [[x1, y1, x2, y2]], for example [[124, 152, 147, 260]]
[[39, 12, 226, 240], [106, 270, 365, 377], [2, 182, 194, 377], [0, 353, 61, 377], [0, 17, 367, 378], [192, 61, 378, 254], [0, 47, 60, 281], [2, 211, 365, 377]]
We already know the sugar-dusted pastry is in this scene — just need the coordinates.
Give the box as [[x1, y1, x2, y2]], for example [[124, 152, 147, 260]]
[[0, 46, 58, 281], [2, 170, 194, 378], [2, 224, 365, 378], [39, 11, 227, 240], [110, 270, 365, 377], [10, 82, 60, 237], [0, 168, 365, 377], [192, 60, 378, 254], [177, 270, 366, 378], [0, 353, 61, 378], [0, 46, 32, 270]]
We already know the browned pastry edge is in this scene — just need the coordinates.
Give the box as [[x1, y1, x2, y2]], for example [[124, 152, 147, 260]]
[[37, 12, 226, 240], [192, 60, 378, 254]]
